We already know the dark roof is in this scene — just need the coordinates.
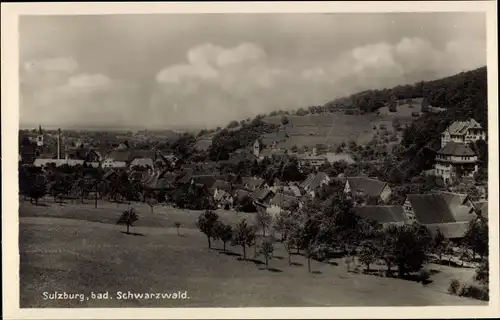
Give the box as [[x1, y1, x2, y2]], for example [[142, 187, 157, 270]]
[[353, 206, 408, 224], [191, 175, 217, 189], [102, 169, 117, 180], [212, 179, 232, 192], [424, 222, 469, 239], [300, 172, 329, 190], [251, 187, 274, 202], [437, 142, 476, 156], [242, 177, 265, 190], [107, 150, 156, 163], [346, 177, 388, 198], [406, 194, 455, 224], [234, 189, 251, 202], [473, 201, 488, 219], [269, 193, 299, 209]]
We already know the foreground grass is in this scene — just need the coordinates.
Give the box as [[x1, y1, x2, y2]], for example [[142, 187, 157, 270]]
[[19, 201, 485, 307]]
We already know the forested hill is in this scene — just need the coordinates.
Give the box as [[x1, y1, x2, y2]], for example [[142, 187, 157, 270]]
[[308, 66, 488, 118]]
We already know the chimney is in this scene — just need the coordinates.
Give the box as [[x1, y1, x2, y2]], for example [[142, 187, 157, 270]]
[[57, 128, 61, 160]]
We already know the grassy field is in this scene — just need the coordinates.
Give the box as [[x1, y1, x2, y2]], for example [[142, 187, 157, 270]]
[[19, 199, 485, 308]]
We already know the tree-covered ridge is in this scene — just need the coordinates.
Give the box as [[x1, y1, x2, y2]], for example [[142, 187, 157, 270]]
[[208, 118, 279, 161]]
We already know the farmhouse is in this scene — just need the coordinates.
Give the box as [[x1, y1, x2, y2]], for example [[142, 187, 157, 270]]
[[266, 193, 300, 216], [353, 205, 409, 228], [403, 192, 477, 225], [251, 187, 275, 207], [241, 177, 265, 191], [300, 172, 330, 198], [344, 177, 392, 204]]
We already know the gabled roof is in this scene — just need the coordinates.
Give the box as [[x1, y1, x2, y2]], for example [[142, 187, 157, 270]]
[[353, 205, 408, 224], [325, 153, 355, 164], [437, 142, 476, 157], [242, 177, 265, 190], [191, 175, 217, 189], [269, 193, 299, 210], [300, 172, 329, 191], [346, 177, 388, 198], [106, 150, 156, 163], [445, 119, 483, 135], [212, 179, 232, 192], [251, 187, 274, 202], [234, 189, 251, 202], [473, 201, 488, 219], [424, 222, 469, 239], [406, 194, 455, 224], [130, 158, 154, 168]]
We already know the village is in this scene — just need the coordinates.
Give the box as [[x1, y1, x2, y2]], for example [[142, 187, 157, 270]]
[[18, 101, 490, 307]]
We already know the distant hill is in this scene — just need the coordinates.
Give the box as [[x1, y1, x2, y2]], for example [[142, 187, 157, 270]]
[[254, 67, 487, 150]]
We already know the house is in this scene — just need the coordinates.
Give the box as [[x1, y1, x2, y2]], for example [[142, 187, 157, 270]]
[[300, 172, 330, 198], [266, 193, 301, 216], [434, 142, 478, 183], [441, 119, 486, 148], [65, 147, 101, 163], [102, 150, 156, 169], [424, 222, 470, 241], [297, 154, 328, 168], [251, 187, 275, 206], [130, 158, 154, 169], [325, 152, 355, 164], [353, 205, 409, 228], [190, 175, 218, 190], [234, 189, 252, 204], [241, 177, 265, 191], [141, 169, 177, 191], [344, 177, 392, 204], [403, 192, 477, 225]]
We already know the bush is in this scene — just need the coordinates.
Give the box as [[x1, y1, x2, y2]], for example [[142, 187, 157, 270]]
[[458, 284, 489, 301], [448, 279, 461, 295]]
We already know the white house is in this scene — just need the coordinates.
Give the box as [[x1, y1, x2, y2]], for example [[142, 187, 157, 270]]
[[434, 142, 478, 183], [441, 119, 486, 148]]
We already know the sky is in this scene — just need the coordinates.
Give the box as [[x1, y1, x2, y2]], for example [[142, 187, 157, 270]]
[[19, 13, 487, 130]]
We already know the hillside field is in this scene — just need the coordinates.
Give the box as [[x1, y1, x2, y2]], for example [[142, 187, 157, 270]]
[[262, 110, 413, 149], [19, 199, 484, 308]]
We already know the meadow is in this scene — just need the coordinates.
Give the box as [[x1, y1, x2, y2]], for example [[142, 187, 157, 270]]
[[19, 199, 485, 308]]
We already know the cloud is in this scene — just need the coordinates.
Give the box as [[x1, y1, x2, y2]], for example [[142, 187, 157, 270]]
[[151, 37, 485, 129]]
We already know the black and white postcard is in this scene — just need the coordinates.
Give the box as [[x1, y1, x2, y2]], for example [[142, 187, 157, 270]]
[[2, 1, 498, 319]]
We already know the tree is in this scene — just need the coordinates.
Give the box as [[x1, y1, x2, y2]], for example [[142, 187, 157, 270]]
[[391, 225, 430, 277], [281, 115, 289, 125], [29, 177, 47, 205], [214, 222, 233, 252], [174, 221, 181, 236], [475, 256, 489, 285], [432, 227, 448, 261], [256, 210, 272, 237], [463, 218, 488, 259], [145, 192, 158, 214], [227, 120, 239, 129], [359, 243, 378, 272], [392, 117, 401, 131], [116, 207, 139, 234], [260, 239, 274, 269], [232, 219, 256, 260], [196, 210, 220, 249]]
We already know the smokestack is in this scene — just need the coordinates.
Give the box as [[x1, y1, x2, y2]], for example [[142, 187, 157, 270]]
[[57, 128, 61, 160]]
